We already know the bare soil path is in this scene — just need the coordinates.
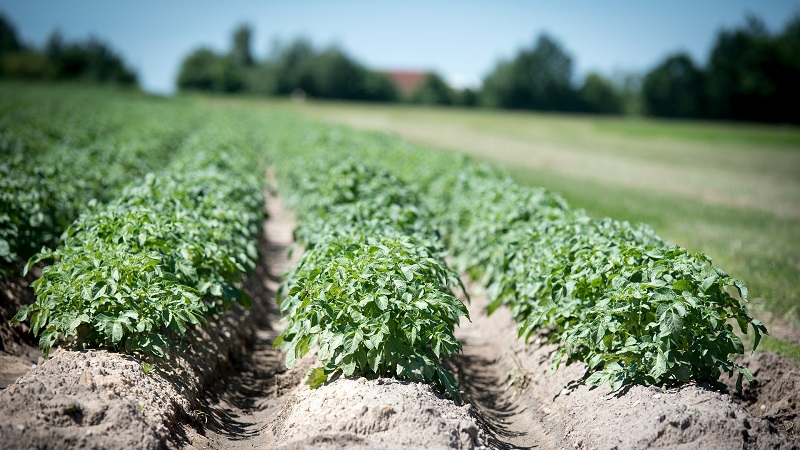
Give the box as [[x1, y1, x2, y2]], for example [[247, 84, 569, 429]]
[[179, 186, 304, 449]]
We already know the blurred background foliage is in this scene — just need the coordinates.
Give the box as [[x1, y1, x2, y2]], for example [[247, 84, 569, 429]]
[[0, 13, 136, 86], [176, 26, 398, 102], [2, 11, 800, 123]]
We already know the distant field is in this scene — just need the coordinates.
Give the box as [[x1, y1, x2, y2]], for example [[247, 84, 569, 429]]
[[275, 100, 800, 330]]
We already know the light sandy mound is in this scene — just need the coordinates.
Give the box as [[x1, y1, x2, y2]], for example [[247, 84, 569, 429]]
[[0, 228, 275, 449], [0, 350, 185, 449], [455, 280, 796, 450], [272, 377, 486, 449]]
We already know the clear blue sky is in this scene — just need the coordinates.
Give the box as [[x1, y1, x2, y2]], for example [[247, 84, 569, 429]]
[[1, 0, 798, 94]]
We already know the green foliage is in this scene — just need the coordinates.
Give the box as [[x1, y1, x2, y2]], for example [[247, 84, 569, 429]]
[[273, 155, 468, 401], [0, 84, 197, 274], [418, 155, 767, 391], [485, 217, 764, 390], [277, 232, 467, 401], [642, 53, 706, 118], [481, 33, 581, 111], [0, 15, 137, 85], [0, 13, 22, 56], [264, 120, 769, 392], [231, 24, 255, 67], [578, 72, 624, 115], [10, 112, 264, 358], [643, 14, 800, 123], [279, 157, 436, 248], [176, 48, 244, 93], [176, 30, 398, 101], [433, 167, 569, 280], [408, 72, 455, 105]]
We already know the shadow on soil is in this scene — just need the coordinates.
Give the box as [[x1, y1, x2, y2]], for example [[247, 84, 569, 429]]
[[452, 351, 535, 450]]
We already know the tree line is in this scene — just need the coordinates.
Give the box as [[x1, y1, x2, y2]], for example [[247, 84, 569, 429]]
[[0, 13, 137, 86], [642, 15, 800, 123], [2, 11, 798, 123]]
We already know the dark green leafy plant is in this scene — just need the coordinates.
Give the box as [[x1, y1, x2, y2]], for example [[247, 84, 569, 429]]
[[276, 232, 467, 401], [273, 156, 468, 401], [263, 120, 768, 393], [13, 140, 264, 357], [486, 216, 765, 390], [0, 85, 196, 274]]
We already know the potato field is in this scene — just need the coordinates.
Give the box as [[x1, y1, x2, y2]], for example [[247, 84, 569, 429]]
[[1, 83, 798, 449]]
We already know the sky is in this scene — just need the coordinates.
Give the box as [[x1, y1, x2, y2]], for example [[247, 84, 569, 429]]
[[1, 0, 799, 94]]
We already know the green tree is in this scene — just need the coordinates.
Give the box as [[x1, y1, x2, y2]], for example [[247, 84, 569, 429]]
[[481, 34, 579, 111], [454, 87, 478, 107], [176, 48, 242, 92], [705, 15, 784, 122], [773, 14, 800, 123], [176, 48, 218, 91], [267, 39, 396, 101], [578, 72, 624, 115], [307, 47, 363, 98], [231, 24, 254, 67], [272, 38, 315, 95], [361, 70, 398, 102], [0, 13, 22, 56], [641, 53, 706, 118], [408, 72, 454, 105]]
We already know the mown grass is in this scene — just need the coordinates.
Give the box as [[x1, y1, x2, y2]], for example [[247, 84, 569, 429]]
[[760, 336, 800, 365]]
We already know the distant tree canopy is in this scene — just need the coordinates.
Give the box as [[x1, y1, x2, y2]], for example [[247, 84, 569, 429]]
[[4, 8, 790, 123], [578, 72, 624, 115], [481, 34, 581, 111], [480, 34, 626, 115], [408, 72, 454, 105], [641, 53, 706, 118], [176, 26, 397, 102], [643, 14, 800, 123], [0, 14, 137, 86], [176, 48, 243, 93], [174, 14, 799, 123], [0, 13, 22, 56]]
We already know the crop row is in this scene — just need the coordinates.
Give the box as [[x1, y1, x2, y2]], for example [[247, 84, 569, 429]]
[[274, 156, 468, 401], [264, 118, 766, 391], [4, 87, 767, 395], [13, 123, 264, 359], [0, 85, 199, 274], [428, 168, 765, 390]]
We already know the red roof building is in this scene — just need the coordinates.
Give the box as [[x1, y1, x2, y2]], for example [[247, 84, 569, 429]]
[[382, 70, 426, 95]]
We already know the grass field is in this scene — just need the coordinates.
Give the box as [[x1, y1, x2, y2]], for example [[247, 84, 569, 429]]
[[272, 101, 800, 335]]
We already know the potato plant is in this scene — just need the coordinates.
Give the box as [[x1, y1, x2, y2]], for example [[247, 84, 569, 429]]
[[416, 157, 767, 391], [277, 232, 467, 401], [0, 85, 197, 274], [265, 122, 768, 392], [13, 127, 263, 358], [274, 156, 468, 401]]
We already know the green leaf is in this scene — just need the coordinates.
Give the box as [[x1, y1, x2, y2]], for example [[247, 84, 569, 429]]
[[341, 356, 356, 376], [732, 279, 749, 302], [30, 308, 49, 335], [305, 367, 328, 389], [111, 321, 123, 343], [650, 350, 668, 379]]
